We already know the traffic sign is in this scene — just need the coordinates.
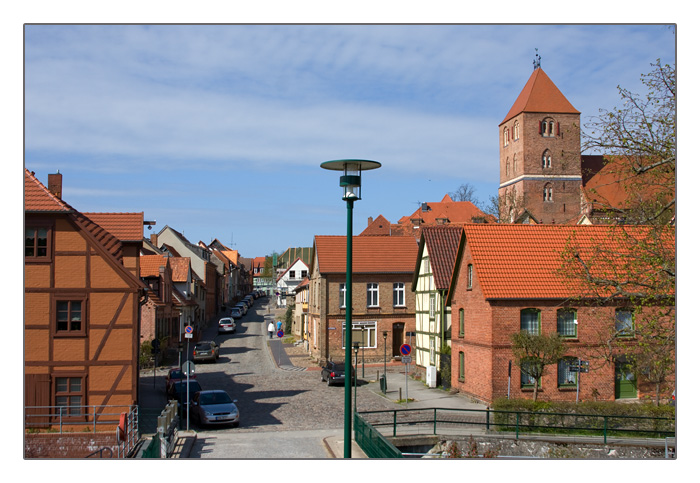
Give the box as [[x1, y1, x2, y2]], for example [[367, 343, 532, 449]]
[[400, 344, 411, 356], [182, 360, 195, 376], [401, 356, 412, 364], [277, 330, 284, 338]]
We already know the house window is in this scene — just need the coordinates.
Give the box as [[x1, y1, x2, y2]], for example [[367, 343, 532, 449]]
[[458, 308, 464, 337], [558, 358, 578, 387], [429, 294, 436, 319], [55, 376, 84, 416], [367, 283, 379, 307], [301, 270, 308, 278], [56, 300, 84, 335], [503, 127, 509, 147], [557, 309, 577, 338], [458, 351, 465, 382], [520, 361, 540, 388], [514, 121, 520, 141], [25, 226, 51, 259], [393, 283, 405, 307], [342, 321, 377, 349], [467, 264, 473, 290], [615, 309, 634, 337], [289, 270, 295, 279], [339, 283, 346, 309], [541, 117, 557, 137], [520, 309, 540, 335]]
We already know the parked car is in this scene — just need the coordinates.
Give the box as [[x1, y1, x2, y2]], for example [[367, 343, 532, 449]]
[[230, 307, 243, 319], [193, 340, 220, 362], [235, 302, 248, 315], [170, 379, 202, 406], [243, 296, 253, 307], [321, 361, 355, 386], [191, 390, 240, 427], [218, 317, 236, 334], [165, 367, 196, 396]]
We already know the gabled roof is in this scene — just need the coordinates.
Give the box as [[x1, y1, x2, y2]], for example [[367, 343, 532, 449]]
[[24, 169, 72, 213], [501, 68, 579, 125], [83, 212, 144, 242], [221, 250, 239, 265], [276, 257, 309, 282], [457, 224, 674, 300], [418, 225, 463, 290], [140, 255, 167, 277], [397, 194, 491, 226], [169, 257, 193, 283], [314, 235, 418, 274], [360, 215, 392, 236]]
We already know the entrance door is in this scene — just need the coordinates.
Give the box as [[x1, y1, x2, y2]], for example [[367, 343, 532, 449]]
[[392, 323, 404, 357], [615, 360, 637, 399]]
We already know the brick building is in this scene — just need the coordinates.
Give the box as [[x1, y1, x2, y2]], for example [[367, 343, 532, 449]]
[[308, 235, 418, 364], [24, 169, 145, 431], [448, 224, 675, 404]]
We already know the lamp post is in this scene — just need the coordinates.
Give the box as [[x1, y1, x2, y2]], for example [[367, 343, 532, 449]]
[[321, 159, 381, 459], [383, 331, 388, 394], [353, 342, 360, 414]]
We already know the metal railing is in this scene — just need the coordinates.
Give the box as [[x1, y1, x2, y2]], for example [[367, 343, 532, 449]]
[[25, 404, 137, 434], [354, 412, 403, 458], [359, 407, 675, 445]]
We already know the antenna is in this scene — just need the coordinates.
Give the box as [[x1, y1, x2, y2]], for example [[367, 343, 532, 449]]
[[533, 48, 541, 70]]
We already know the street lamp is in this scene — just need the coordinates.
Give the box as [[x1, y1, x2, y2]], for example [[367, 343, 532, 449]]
[[383, 331, 388, 394], [321, 159, 381, 459]]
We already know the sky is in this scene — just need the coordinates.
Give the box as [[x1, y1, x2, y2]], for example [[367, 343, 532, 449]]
[[21, 23, 677, 258]]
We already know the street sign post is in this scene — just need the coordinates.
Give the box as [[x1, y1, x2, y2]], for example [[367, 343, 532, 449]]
[[400, 344, 411, 405]]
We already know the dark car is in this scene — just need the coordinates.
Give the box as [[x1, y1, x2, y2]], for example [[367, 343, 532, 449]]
[[165, 367, 196, 396], [193, 341, 220, 363], [170, 379, 202, 407], [321, 361, 355, 386], [192, 390, 240, 427]]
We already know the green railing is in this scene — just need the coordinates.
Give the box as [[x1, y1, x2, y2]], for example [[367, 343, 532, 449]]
[[354, 412, 403, 458], [141, 434, 161, 458], [358, 408, 675, 445]]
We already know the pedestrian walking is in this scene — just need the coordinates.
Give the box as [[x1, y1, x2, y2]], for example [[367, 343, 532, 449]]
[[267, 321, 274, 339], [276, 320, 282, 332]]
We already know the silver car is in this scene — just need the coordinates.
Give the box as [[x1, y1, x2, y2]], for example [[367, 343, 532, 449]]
[[192, 390, 240, 427]]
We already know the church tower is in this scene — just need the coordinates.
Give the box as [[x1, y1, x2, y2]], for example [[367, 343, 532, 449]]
[[498, 59, 582, 224]]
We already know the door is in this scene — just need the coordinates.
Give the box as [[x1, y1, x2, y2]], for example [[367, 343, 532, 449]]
[[392, 323, 404, 357], [615, 360, 637, 399]]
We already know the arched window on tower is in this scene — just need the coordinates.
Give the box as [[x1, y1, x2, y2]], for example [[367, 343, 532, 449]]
[[503, 127, 509, 147], [543, 183, 553, 202], [540, 117, 557, 138], [506, 158, 510, 177], [542, 149, 552, 168], [514, 121, 520, 141], [513, 154, 518, 174]]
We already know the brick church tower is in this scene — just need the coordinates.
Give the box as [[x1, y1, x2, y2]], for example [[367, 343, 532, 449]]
[[498, 62, 583, 224]]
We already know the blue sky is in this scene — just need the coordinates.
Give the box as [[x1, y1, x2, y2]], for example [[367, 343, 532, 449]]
[[22, 23, 676, 257]]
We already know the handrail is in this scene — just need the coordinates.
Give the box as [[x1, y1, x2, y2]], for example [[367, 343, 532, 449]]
[[85, 447, 113, 458]]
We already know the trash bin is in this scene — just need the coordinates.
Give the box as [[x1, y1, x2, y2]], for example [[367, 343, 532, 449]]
[[379, 375, 387, 394]]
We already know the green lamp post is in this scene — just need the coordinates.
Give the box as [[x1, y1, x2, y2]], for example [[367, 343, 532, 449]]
[[320, 159, 381, 458]]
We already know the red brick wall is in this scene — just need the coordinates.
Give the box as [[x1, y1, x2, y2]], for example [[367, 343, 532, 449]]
[[25, 433, 120, 459]]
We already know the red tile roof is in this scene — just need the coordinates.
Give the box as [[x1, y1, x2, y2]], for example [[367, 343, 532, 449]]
[[314, 235, 418, 274], [360, 215, 393, 236], [421, 225, 463, 290], [501, 68, 579, 125], [140, 255, 167, 277], [169, 257, 191, 283], [83, 212, 144, 242], [397, 194, 490, 226], [24, 169, 71, 213], [461, 224, 674, 300]]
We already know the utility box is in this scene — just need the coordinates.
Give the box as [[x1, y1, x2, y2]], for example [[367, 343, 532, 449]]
[[426, 366, 437, 388]]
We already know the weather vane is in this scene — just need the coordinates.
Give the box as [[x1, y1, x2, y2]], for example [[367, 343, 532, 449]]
[[533, 48, 541, 70]]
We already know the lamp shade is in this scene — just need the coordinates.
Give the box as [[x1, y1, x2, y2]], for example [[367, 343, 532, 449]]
[[320, 159, 382, 201]]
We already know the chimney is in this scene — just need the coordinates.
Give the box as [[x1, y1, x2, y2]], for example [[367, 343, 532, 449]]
[[48, 171, 63, 199], [368, 216, 373, 227], [150, 234, 158, 246]]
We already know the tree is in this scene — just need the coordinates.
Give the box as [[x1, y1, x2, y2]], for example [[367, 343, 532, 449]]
[[562, 60, 676, 405], [582, 59, 676, 225], [510, 331, 567, 401], [449, 182, 479, 203]]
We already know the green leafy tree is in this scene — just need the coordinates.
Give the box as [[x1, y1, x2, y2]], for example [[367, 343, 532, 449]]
[[510, 332, 567, 402]]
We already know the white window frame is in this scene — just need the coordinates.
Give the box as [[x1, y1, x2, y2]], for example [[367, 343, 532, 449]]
[[393, 282, 405, 307], [342, 321, 377, 349], [339, 283, 346, 309], [367, 283, 379, 307]]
